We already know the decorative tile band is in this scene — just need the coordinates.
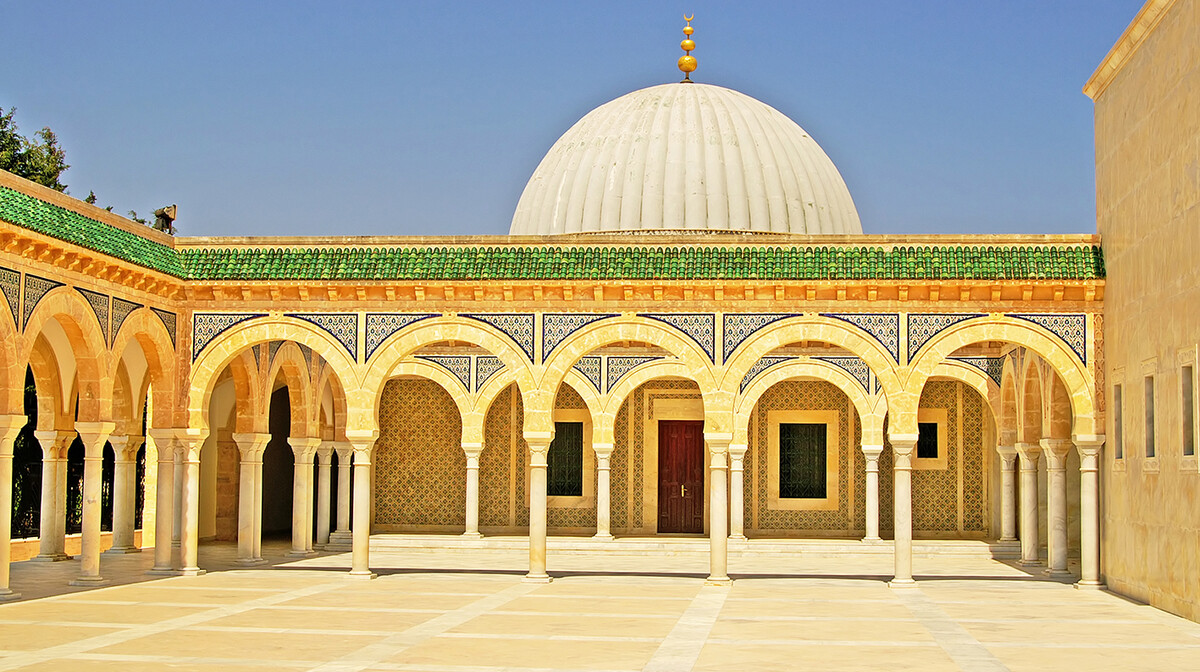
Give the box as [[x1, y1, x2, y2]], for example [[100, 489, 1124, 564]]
[[573, 356, 602, 393], [949, 356, 1007, 387], [22, 274, 63, 329], [192, 313, 267, 361], [542, 313, 617, 362], [606, 355, 665, 391], [364, 313, 438, 361], [812, 355, 871, 393], [415, 355, 471, 391], [462, 313, 535, 362], [820, 313, 899, 362], [111, 297, 141, 342], [640, 313, 716, 362], [722, 313, 793, 361], [739, 356, 797, 393], [906, 313, 985, 361], [151, 307, 178, 348], [1008, 313, 1088, 365], [77, 288, 110, 345], [288, 313, 359, 360], [0, 267, 19, 328]]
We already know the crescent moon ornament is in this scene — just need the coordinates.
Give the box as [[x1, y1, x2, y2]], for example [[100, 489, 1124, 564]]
[[684, 14, 693, 22]]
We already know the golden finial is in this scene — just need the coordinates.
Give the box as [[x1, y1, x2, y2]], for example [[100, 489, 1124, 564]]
[[678, 15, 697, 83]]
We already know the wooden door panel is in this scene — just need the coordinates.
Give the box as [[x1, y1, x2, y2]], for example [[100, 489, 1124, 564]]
[[658, 420, 705, 533]]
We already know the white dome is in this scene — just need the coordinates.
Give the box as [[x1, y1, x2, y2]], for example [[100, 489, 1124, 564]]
[[510, 83, 862, 236]]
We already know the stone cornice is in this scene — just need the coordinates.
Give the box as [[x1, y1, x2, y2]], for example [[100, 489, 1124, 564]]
[[1084, 0, 1179, 100]]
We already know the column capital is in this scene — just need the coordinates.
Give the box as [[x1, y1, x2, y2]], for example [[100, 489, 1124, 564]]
[[461, 441, 484, 458], [75, 421, 116, 456], [316, 440, 335, 460], [728, 443, 748, 459], [996, 444, 1018, 468], [1040, 438, 1073, 468], [889, 435, 917, 469], [109, 435, 143, 461], [232, 432, 271, 461], [0, 414, 26, 445], [704, 431, 733, 450], [1015, 441, 1042, 464], [861, 444, 884, 461], [288, 436, 322, 460], [1073, 436, 1104, 471], [525, 430, 552, 466], [591, 442, 614, 459], [345, 429, 378, 461], [333, 440, 354, 461], [33, 429, 73, 458], [175, 428, 209, 462]]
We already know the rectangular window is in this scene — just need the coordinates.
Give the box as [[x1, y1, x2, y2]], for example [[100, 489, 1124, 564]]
[[779, 423, 827, 499], [1113, 384, 1123, 459], [917, 422, 940, 459], [547, 421, 583, 497], [1145, 376, 1156, 458], [1183, 365, 1195, 457]]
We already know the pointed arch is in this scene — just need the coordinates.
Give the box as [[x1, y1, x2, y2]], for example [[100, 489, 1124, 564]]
[[733, 358, 882, 445], [109, 306, 178, 430], [20, 287, 110, 422]]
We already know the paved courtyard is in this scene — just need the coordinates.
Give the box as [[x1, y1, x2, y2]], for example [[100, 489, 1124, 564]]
[[0, 540, 1198, 672]]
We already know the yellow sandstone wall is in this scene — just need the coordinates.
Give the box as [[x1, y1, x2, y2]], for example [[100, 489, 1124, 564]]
[[1092, 0, 1200, 621]]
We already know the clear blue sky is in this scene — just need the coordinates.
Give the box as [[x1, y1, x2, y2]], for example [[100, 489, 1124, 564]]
[[3, 1, 1143, 237]]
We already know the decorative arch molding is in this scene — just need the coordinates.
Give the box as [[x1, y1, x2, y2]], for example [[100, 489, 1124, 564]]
[[21, 274, 64, 330], [639, 313, 716, 361], [192, 312, 268, 360], [722, 313, 792, 362], [365, 313, 438, 361], [719, 314, 903, 405], [607, 355, 667, 391], [949, 355, 1007, 386], [929, 360, 1001, 426], [542, 313, 618, 362], [1008, 313, 1088, 364], [108, 307, 178, 428], [267, 341, 318, 438], [414, 355, 471, 391], [461, 313, 535, 362], [733, 359, 881, 446], [20, 286, 111, 422], [907, 313, 985, 362], [572, 356, 601, 393], [382, 360, 473, 423], [820, 312, 900, 362], [476, 355, 505, 392], [288, 313, 358, 359], [600, 360, 705, 420]]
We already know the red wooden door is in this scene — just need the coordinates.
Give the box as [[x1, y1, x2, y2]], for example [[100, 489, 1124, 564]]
[[658, 420, 705, 533]]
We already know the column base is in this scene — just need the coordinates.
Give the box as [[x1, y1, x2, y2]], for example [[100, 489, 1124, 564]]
[[30, 553, 72, 562], [1043, 568, 1074, 578], [236, 557, 269, 567], [286, 550, 318, 558], [704, 576, 732, 586], [461, 531, 484, 539], [728, 534, 747, 541], [522, 574, 552, 584], [592, 533, 614, 541], [69, 576, 110, 587], [103, 546, 142, 555], [861, 536, 884, 544], [0, 589, 21, 602], [178, 568, 206, 577], [348, 570, 378, 580], [1016, 558, 1044, 567], [329, 531, 353, 544], [888, 578, 918, 589], [1075, 580, 1107, 590], [998, 536, 1017, 542], [146, 567, 182, 576]]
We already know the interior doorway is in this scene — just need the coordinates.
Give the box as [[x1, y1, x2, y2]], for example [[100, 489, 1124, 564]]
[[657, 420, 704, 533]]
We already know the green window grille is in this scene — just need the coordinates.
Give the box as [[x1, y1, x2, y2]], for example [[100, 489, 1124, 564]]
[[779, 423, 826, 499], [547, 421, 584, 497], [917, 422, 939, 459]]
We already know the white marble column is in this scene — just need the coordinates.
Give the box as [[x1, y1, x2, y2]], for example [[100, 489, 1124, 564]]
[[347, 431, 378, 579], [1075, 438, 1105, 589], [1041, 438, 1073, 576], [315, 442, 333, 547], [861, 445, 883, 542], [593, 442, 614, 540], [1015, 442, 1043, 566], [524, 434, 551, 583], [288, 437, 320, 557], [70, 422, 114, 586], [706, 433, 731, 585], [177, 433, 206, 576], [172, 448, 183, 553], [233, 433, 269, 565], [996, 445, 1018, 541], [329, 442, 353, 547], [105, 435, 141, 554], [462, 442, 483, 539], [889, 436, 917, 588], [728, 444, 747, 541], [147, 430, 178, 574], [32, 430, 71, 561], [0, 415, 26, 601]]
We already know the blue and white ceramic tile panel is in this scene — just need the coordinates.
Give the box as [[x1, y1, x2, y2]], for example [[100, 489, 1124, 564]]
[[1008, 313, 1088, 365], [475, 356, 505, 392], [462, 313, 535, 362], [572, 356, 602, 393], [640, 313, 716, 361], [151, 308, 177, 348], [906, 313, 985, 362], [542, 313, 617, 362], [288, 313, 359, 360], [0, 266, 19, 327], [111, 297, 141, 342], [606, 356, 665, 391], [950, 356, 1007, 386], [739, 356, 797, 393], [820, 313, 900, 362], [251, 344, 262, 369], [364, 313, 438, 361], [21, 274, 63, 329], [812, 355, 871, 393], [415, 355, 472, 391], [77, 288, 110, 344], [192, 313, 267, 360], [267, 340, 282, 365], [722, 313, 793, 361]]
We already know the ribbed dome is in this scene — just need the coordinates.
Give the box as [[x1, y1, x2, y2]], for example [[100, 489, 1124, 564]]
[[510, 83, 862, 236]]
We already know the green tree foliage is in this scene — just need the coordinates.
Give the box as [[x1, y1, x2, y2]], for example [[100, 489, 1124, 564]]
[[0, 107, 69, 191]]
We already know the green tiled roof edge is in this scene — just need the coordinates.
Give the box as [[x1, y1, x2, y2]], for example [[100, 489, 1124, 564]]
[[178, 243, 1105, 281], [0, 185, 1106, 282], [0, 186, 184, 277]]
